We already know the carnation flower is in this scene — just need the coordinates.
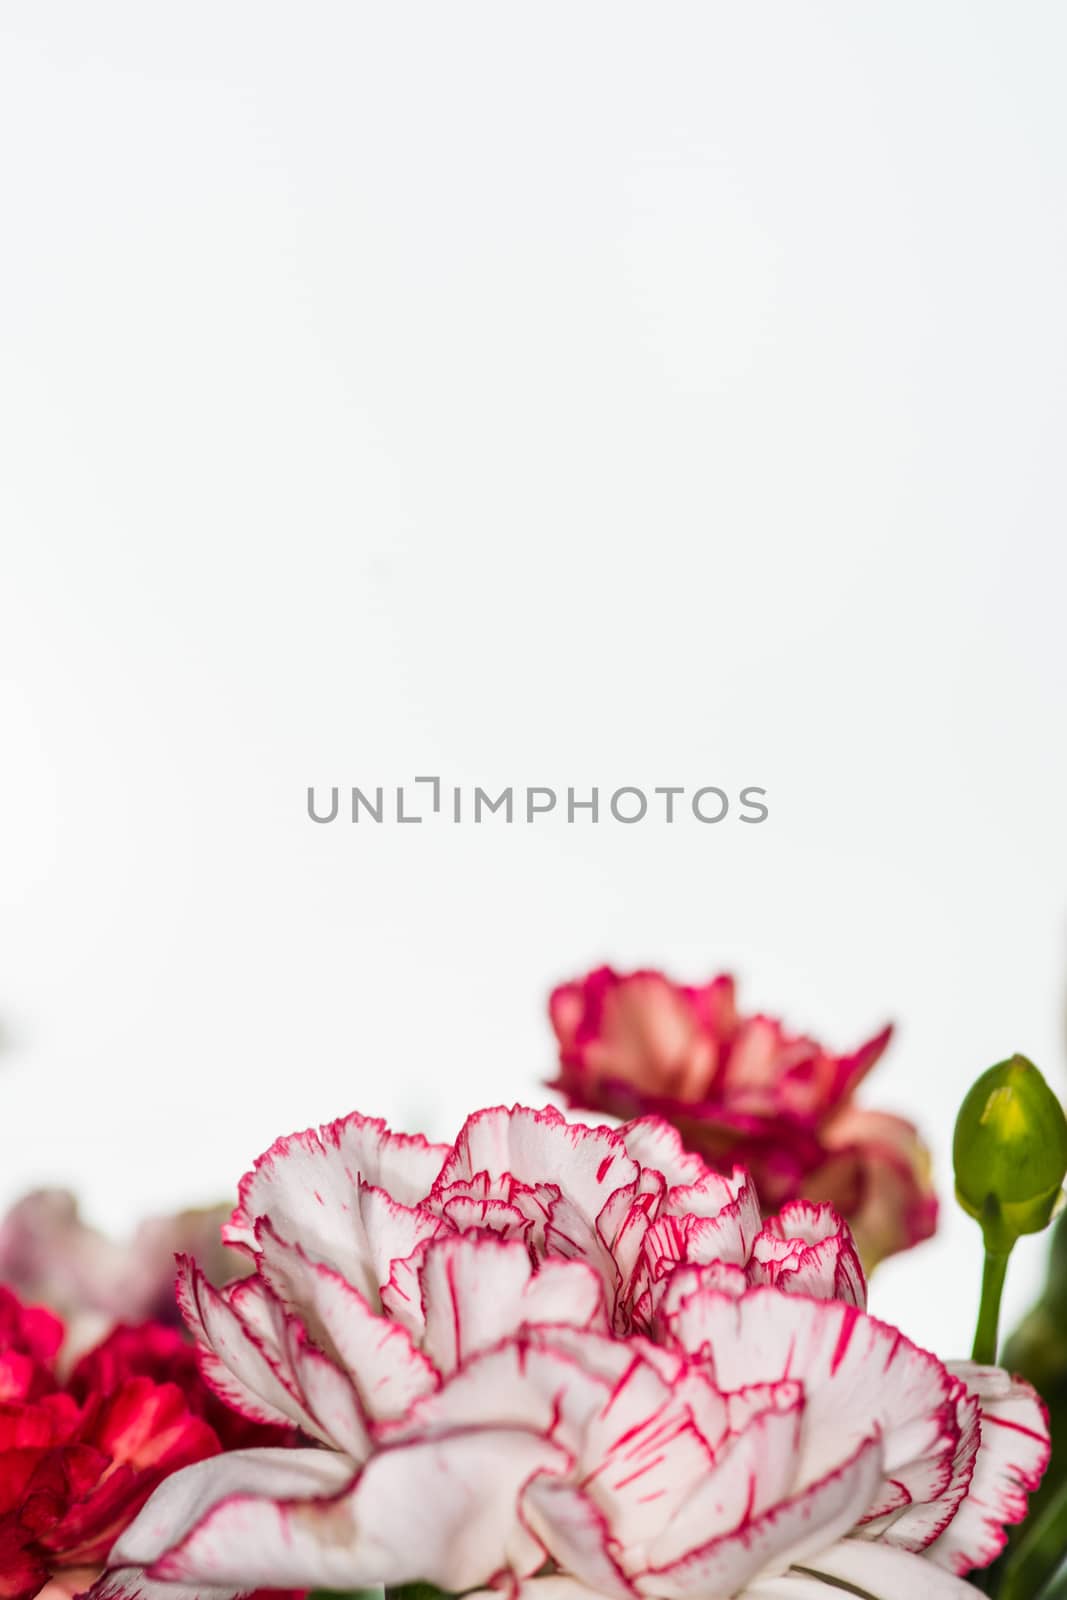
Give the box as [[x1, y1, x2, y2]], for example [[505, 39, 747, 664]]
[[0, 1287, 218, 1600], [548, 966, 937, 1267], [68, 1324, 298, 1456], [93, 1106, 1044, 1600], [0, 1288, 297, 1600]]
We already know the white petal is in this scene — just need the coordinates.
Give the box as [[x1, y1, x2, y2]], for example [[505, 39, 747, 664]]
[[153, 1432, 563, 1591], [750, 1210, 866, 1311], [89, 1573, 245, 1600], [650, 1389, 804, 1564], [183, 1262, 370, 1456], [797, 1538, 983, 1596], [108, 1448, 355, 1572], [226, 1113, 445, 1299], [417, 1234, 607, 1374], [639, 1434, 884, 1597], [520, 1478, 638, 1600], [382, 1334, 611, 1448], [576, 1351, 717, 1552], [926, 1363, 1050, 1574], [176, 1258, 320, 1436], [435, 1105, 639, 1234], [664, 1288, 958, 1499], [621, 1118, 711, 1187], [283, 1323, 370, 1457], [744, 1578, 863, 1599], [256, 1220, 438, 1419], [471, 1581, 610, 1600]]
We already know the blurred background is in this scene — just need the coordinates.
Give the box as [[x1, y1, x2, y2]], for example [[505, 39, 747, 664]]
[[1, 2, 1065, 1358]]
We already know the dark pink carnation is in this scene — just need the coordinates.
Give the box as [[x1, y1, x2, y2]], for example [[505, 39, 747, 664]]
[[548, 966, 937, 1266]]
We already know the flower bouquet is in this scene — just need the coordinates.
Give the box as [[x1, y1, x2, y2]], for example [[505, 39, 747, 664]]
[[4, 967, 1067, 1600]]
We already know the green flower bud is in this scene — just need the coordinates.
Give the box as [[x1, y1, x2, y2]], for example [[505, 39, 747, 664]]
[[954, 1054, 1067, 1254]]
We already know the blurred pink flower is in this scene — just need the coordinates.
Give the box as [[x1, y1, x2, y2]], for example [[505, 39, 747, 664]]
[[0, 1191, 248, 1354], [549, 966, 937, 1267]]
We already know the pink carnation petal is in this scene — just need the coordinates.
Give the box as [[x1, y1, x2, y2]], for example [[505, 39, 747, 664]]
[[546, 967, 923, 1269], [818, 1107, 937, 1267], [573, 971, 714, 1100]]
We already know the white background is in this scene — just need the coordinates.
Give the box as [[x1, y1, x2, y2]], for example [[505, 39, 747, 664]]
[[2, 3, 1066, 1359]]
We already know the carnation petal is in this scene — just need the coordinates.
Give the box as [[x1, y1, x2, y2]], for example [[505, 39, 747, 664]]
[[662, 1289, 959, 1505], [750, 1204, 866, 1310], [90, 1571, 244, 1600], [435, 1106, 639, 1235], [796, 1536, 983, 1596], [639, 1433, 884, 1597], [224, 1113, 446, 1296], [418, 1235, 607, 1374], [176, 1259, 317, 1436], [926, 1363, 1050, 1574], [621, 1119, 711, 1188], [382, 1335, 611, 1446], [255, 1220, 438, 1420], [105, 1447, 354, 1576], [159, 1431, 559, 1591], [572, 1343, 717, 1548], [520, 1478, 639, 1600], [818, 1107, 937, 1268], [90, 1101, 1033, 1600], [650, 1386, 805, 1563]]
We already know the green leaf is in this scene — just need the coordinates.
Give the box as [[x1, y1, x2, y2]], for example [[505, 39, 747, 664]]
[[1037, 1552, 1067, 1600], [1000, 1209, 1067, 1533]]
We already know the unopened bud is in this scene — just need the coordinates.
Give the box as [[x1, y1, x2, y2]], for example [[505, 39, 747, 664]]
[[953, 1054, 1067, 1254]]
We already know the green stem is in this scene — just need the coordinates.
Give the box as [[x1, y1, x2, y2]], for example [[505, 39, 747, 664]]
[[999, 1472, 1067, 1600], [307, 1590, 384, 1600], [972, 1249, 1010, 1365]]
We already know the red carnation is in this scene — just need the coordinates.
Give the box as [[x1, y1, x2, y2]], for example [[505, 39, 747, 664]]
[[0, 1288, 299, 1600]]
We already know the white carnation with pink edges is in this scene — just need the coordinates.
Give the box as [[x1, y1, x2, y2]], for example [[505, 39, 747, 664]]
[[92, 1106, 1048, 1600]]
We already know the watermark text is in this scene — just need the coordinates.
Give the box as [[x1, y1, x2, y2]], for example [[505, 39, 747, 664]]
[[307, 779, 769, 826]]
